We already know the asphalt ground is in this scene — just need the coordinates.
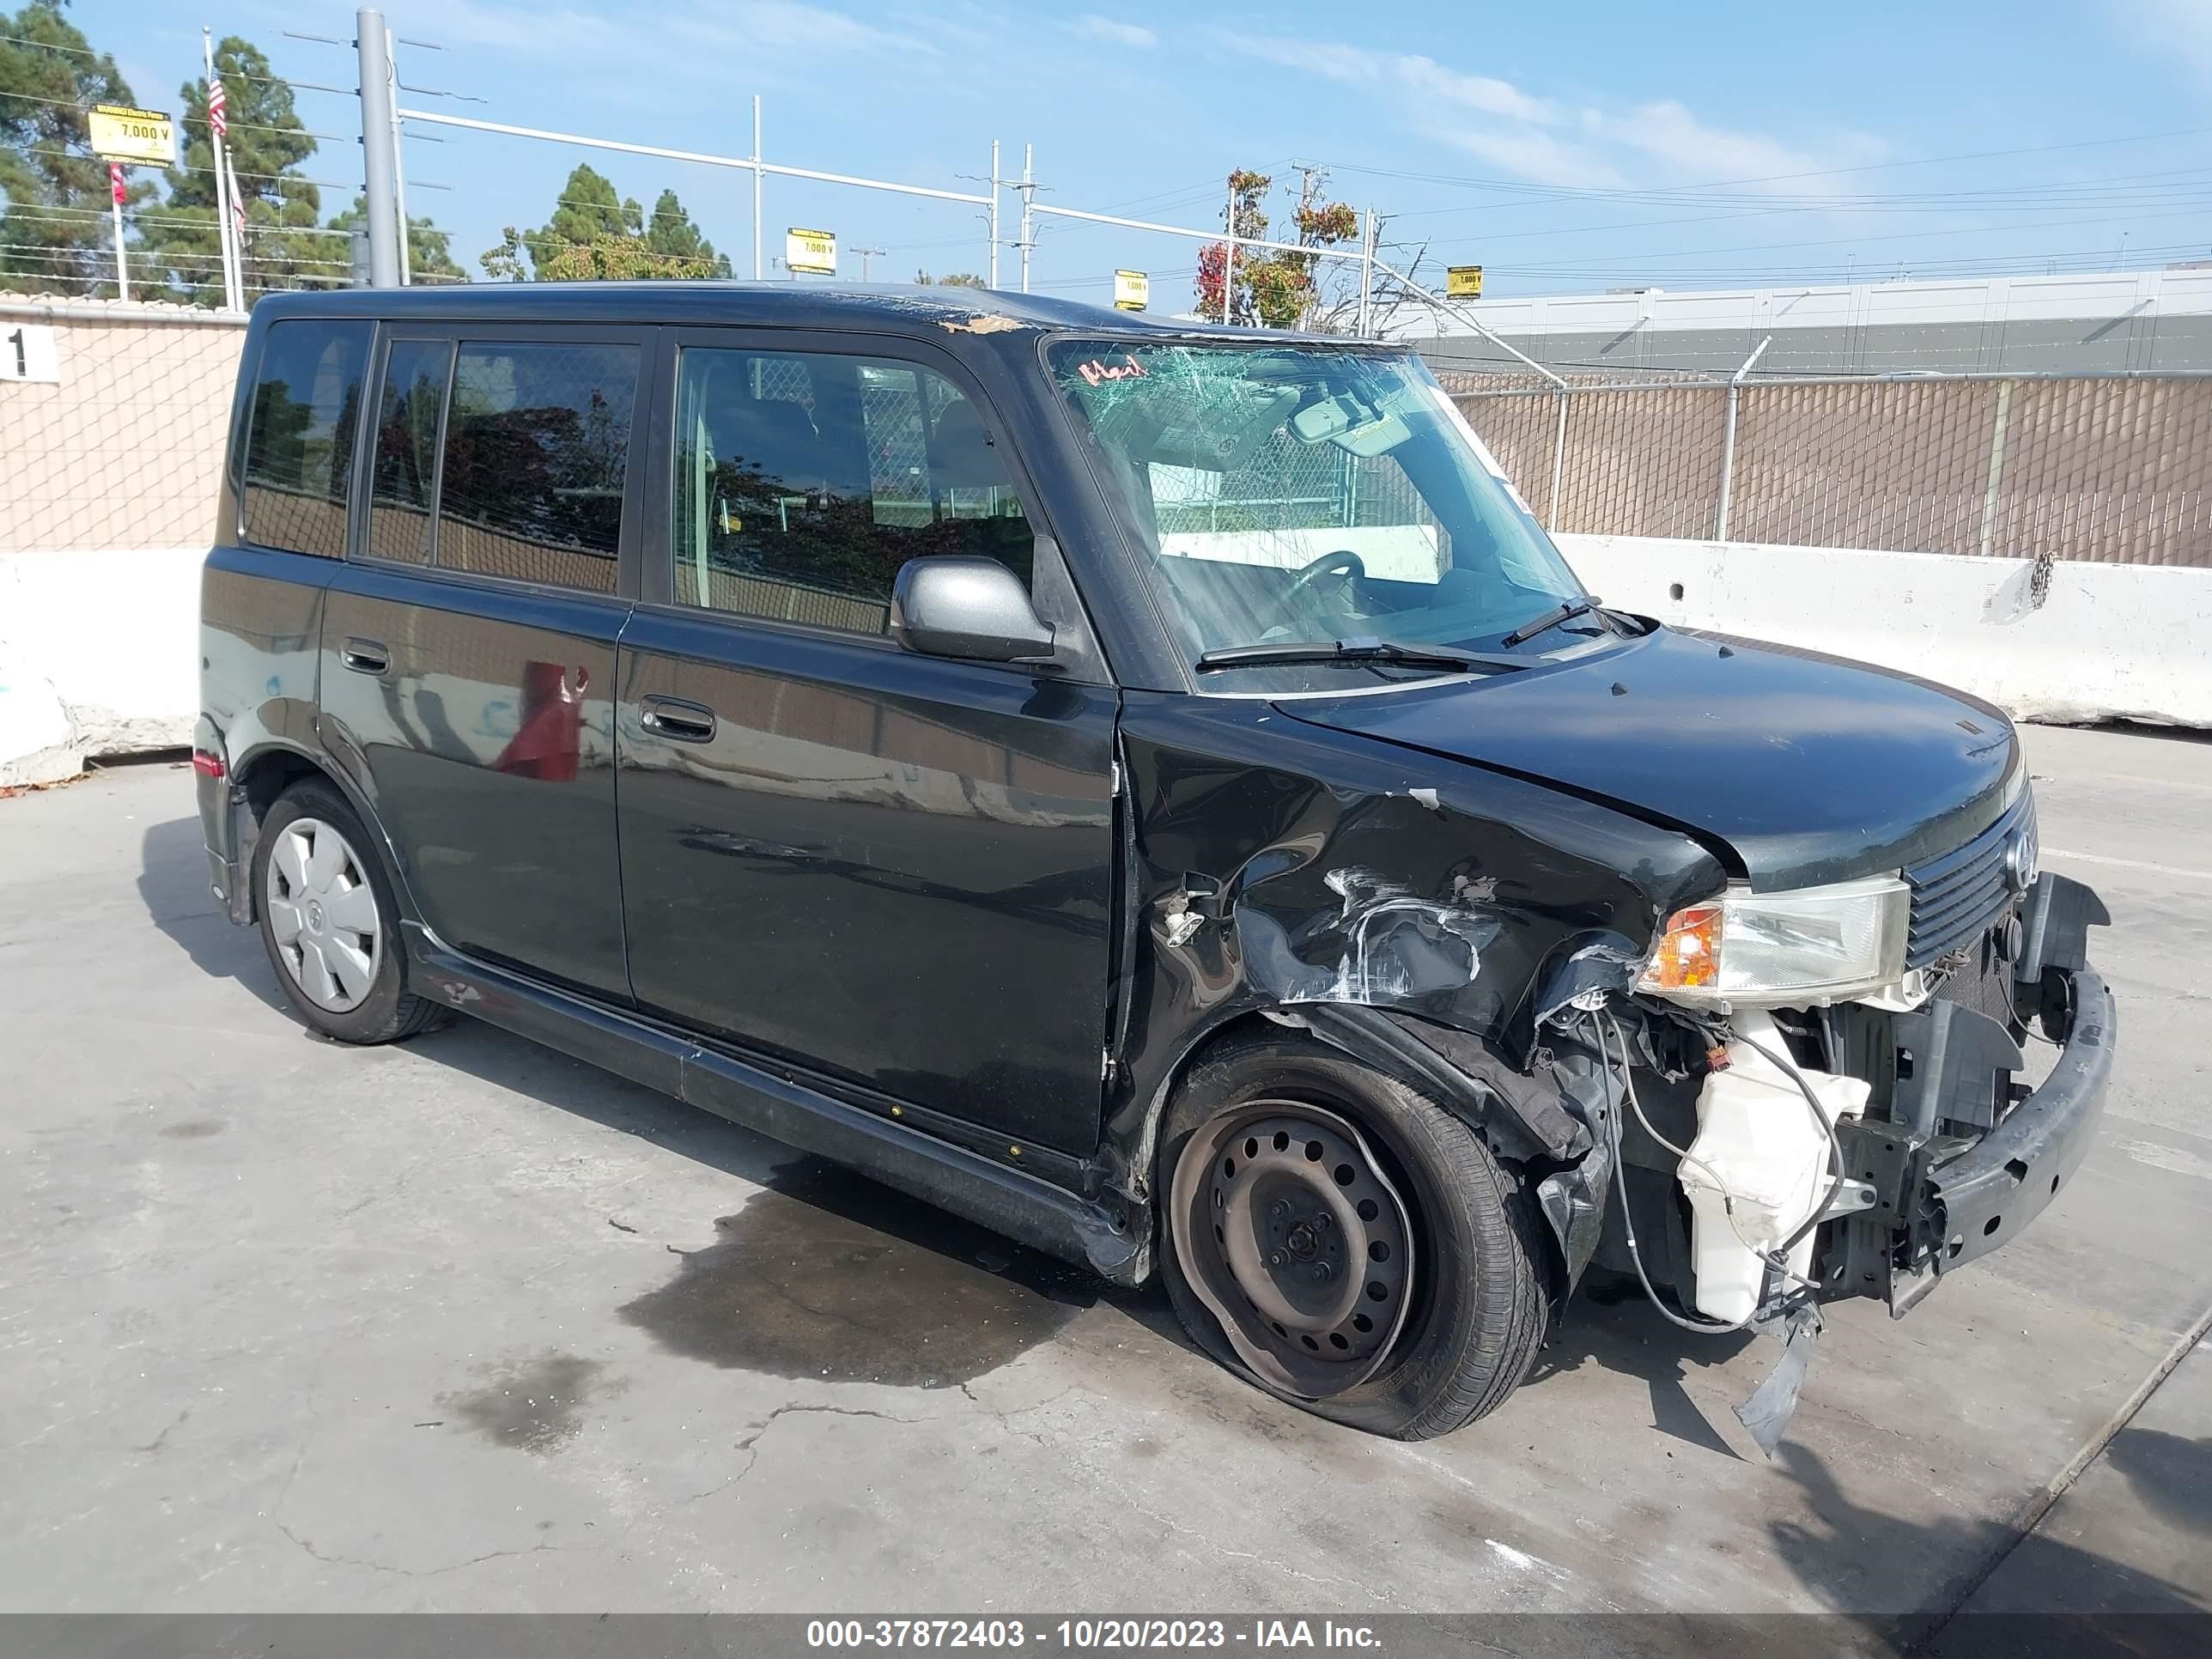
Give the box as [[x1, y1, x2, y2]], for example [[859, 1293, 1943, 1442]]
[[1, 723, 2205, 1648]]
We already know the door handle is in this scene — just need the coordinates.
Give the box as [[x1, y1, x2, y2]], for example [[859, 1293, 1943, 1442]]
[[340, 637, 390, 675], [639, 695, 717, 744]]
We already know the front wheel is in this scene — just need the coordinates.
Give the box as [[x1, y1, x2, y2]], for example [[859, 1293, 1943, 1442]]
[[1158, 1031, 1549, 1439]]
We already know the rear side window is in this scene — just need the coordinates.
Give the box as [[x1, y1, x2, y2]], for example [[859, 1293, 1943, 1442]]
[[240, 319, 371, 556], [435, 341, 638, 594], [364, 338, 452, 566]]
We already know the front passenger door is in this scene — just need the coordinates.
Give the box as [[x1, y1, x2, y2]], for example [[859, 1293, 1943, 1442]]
[[615, 333, 1118, 1157]]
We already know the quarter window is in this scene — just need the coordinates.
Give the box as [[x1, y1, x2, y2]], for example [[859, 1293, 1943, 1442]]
[[435, 341, 639, 593], [240, 319, 371, 557], [671, 346, 1033, 633], [364, 338, 451, 565]]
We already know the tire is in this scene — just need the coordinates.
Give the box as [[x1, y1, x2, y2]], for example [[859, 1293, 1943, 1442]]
[[252, 779, 448, 1044], [1157, 1030, 1549, 1440]]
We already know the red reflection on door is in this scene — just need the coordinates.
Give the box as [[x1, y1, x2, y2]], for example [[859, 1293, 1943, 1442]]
[[495, 660, 584, 781]]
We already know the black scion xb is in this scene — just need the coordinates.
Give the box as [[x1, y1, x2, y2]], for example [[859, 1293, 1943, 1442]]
[[197, 285, 2113, 1441]]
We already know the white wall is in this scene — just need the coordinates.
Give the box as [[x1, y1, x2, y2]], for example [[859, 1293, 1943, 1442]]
[[1559, 535, 2212, 729], [1, 538, 2206, 788], [0, 549, 205, 786], [1411, 266, 2212, 343]]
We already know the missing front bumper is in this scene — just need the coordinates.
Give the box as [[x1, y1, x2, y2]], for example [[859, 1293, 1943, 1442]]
[[1826, 966, 2115, 1316]]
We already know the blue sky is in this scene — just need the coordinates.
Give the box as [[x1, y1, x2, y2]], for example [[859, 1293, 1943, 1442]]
[[82, 0, 2212, 307]]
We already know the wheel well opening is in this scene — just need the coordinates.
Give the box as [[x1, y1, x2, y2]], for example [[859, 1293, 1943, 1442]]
[[239, 750, 325, 823]]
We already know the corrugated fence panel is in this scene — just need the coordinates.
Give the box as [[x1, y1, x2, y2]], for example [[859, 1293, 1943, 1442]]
[[1993, 378, 2212, 567], [1730, 380, 1997, 555]]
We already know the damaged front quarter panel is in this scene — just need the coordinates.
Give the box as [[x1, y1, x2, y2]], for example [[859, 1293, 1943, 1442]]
[[1104, 691, 1728, 1294]]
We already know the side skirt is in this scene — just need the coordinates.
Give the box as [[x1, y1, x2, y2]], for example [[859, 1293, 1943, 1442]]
[[407, 930, 1144, 1286]]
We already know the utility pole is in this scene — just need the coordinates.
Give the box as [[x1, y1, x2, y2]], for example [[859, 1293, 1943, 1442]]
[[988, 138, 1000, 289], [387, 28, 410, 283], [851, 246, 887, 283], [1220, 173, 1237, 325], [751, 96, 763, 282], [355, 9, 401, 287], [1017, 143, 1036, 294]]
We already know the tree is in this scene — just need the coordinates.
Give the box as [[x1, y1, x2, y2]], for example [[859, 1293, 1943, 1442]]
[[483, 166, 732, 282], [916, 270, 986, 288], [137, 36, 335, 304], [0, 2, 156, 296], [532, 234, 723, 282], [326, 193, 466, 283], [1195, 166, 1360, 329], [642, 188, 729, 276]]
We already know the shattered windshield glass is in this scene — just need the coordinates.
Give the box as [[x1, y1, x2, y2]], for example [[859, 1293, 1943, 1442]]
[[1049, 340, 1592, 682]]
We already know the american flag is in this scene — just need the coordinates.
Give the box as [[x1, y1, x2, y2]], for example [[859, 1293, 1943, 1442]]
[[109, 163, 125, 205], [228, 158, 247, 235], [207, 75, 228, 139]]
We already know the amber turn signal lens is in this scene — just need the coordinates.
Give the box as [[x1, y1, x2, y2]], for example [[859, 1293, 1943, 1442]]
[[1638, 901, 1723, 993]]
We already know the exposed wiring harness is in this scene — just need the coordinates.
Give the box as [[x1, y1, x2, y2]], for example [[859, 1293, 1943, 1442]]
[[1589, 1005, 1854, 1330]]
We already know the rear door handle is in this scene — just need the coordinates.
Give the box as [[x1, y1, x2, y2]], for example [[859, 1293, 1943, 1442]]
[[339, 637, 390, 675], [639, 695, 717, 744]]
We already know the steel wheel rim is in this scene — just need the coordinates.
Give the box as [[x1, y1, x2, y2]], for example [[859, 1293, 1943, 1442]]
[[1170, 1100, 1417, 1400], [265, 817, 380, 1013]]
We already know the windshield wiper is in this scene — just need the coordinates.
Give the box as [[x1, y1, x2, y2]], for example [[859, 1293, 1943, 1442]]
[[1500, 596, 1607, 648], [1194, 636, 1528, 675]]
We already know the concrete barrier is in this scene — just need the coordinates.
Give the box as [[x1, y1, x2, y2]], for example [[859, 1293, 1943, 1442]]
[[1558, 534, 2212, 728], [2, 536, 2207, 787], [0, 548, 206, 786]]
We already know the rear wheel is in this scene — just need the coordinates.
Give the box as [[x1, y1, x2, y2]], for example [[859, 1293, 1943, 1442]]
[[253, 781, 446, 1044], [1158, 1031, 1548, 1439]]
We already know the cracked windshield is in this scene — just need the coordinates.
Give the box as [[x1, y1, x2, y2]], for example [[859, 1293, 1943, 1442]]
[[1050, 341, 1592, 678]]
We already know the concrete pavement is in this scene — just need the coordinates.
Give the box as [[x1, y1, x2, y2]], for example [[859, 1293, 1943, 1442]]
[[0, 725, 2206, 1639]]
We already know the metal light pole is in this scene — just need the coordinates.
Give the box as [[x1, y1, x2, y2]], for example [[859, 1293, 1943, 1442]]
[[988, 138, 1000, 289], [1220, 175, 1236, 325], [107, 164, 130, 301], [1018, 143, 1035, 294], [387, 28, 411, 283], [355, 9, 401, 286], [751, 96, 763, 281]]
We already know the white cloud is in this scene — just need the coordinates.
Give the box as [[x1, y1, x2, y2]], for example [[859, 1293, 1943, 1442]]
[[1220, 32, 1878, 193], [2110, 0, 2212, 89], [1070, 14, 1158, 50]]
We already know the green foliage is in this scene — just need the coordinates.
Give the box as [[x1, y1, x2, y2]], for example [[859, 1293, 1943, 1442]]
[[532, 234, 724, 282], [916, 270, 987, 288], [1195, 167, 1359, 329], [326, 193, 466, 283], [484, 166, 732, 282], [642, 188, 730, 276], [137, 36, 331, 304], [0, 1, 154, 296]]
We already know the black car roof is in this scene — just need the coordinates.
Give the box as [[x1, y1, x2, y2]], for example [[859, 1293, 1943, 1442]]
[[249, 280, 1340, 348]]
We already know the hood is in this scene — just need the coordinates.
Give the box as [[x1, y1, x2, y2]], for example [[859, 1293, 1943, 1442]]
[[1278, 627, 2020, 890]]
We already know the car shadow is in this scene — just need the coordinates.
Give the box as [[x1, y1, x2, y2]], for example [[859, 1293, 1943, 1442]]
[[127, 806, 1843, 1446], [1769, 1437, 2208, 1656], [137, 813, 298, 1021], [1526, 1270, 1759, 1459]]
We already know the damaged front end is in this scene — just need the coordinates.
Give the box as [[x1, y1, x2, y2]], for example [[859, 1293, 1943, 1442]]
[[1108, 697, 2113, 1449]]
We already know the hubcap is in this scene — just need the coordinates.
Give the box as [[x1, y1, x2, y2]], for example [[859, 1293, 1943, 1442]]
[[1170, 1103, 1416, 1399], [265, 817, 380, 1013]]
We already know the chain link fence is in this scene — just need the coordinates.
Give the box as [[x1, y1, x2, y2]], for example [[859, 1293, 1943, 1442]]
[[1435, 358, 2212, 568], [2, 299, 246, 554]]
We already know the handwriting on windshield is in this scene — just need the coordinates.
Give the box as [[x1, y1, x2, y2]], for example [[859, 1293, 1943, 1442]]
[[1075, 354, 1146, 388]]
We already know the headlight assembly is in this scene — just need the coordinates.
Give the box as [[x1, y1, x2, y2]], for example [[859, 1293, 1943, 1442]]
[[1637, 875, 1910, 1007]]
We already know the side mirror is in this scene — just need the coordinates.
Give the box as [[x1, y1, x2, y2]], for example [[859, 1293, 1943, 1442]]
[[890, 556, 1056, 664]]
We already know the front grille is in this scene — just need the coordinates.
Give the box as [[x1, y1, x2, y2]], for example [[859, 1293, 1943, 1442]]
[[1904, 792, 2034, 969]]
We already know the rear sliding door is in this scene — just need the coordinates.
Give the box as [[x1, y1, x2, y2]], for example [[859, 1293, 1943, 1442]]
[[318, 324, 650, 1001]]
